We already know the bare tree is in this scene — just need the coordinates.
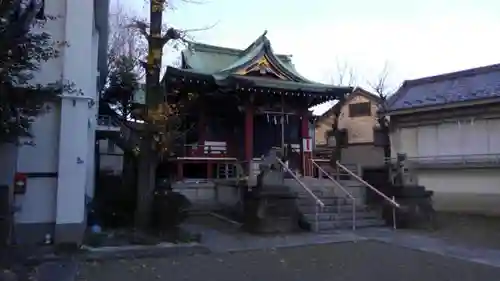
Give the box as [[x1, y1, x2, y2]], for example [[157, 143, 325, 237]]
[[330, 59, 357, 87], [102, 4, 145, 118], [367, 62, 395, 160], [129, 0, 213, 229], [107, 4, 146, 78], [325, 59, 357, 163], [367, 62, 393, 98]]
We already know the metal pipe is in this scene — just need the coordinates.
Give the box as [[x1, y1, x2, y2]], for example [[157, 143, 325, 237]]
[[311, 160, 355, 200], [352, 200, 356, 231], [392, 196, 397, 230], [281, 95, 285, 151], [311, 159, 357, 231], [257, 110, 297, 115], [336, 161, 400, 209], [315, 204, 319, 232], [275, 157, 324, 208]]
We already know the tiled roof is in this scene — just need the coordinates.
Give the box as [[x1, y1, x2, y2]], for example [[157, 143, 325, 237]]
[[182, 32, 295, 74], [386, 63, 500, 112]]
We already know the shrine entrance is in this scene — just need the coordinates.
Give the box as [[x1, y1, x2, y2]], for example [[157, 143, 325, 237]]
[[253, 112, 301, 171], [164, 31, 352, 180]]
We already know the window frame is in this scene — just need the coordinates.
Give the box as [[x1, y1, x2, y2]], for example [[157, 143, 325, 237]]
[[348, 102, 371, 118]]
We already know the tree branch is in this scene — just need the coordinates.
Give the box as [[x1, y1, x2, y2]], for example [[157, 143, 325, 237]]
[[367, 61, 391, 98], [330, 59, 357, 86]]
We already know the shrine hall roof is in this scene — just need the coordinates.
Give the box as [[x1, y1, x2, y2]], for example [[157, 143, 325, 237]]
[[170, 31, 352, 97], [386, 63, 500, 115], [182, 32, 296, 75]]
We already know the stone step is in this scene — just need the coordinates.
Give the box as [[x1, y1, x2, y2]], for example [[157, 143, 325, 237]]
[[303, 211, 380, 222], [339, 180, 368, 188], [297, 196, 356, 205], [310, 218, 386, 231], [295, 192, 338, 199], [300, 179, 366, 189], [298, 204, 371, 214]]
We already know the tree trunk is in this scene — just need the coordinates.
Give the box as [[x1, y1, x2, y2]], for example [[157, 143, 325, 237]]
[[378, 117, 391, 159], [135, 142, 157, 228], [134, 0, 165, 229], [331, 95, 346, 164], [382, 131, 391, 159]]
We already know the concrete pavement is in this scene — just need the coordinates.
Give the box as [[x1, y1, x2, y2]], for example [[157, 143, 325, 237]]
[[77, 241, 500, 281]]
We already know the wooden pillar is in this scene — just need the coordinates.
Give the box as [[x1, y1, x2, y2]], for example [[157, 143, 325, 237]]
[[207, 162, 213, 178], [198, 110, 206, 156], [176, 162, 183, 180], [244, 103, 254, 165], [301, 112, 313, 177]]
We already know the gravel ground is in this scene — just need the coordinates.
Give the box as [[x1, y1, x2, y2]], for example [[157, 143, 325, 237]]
[[76, 241, 500, 281], [407, 212, 500, 249]]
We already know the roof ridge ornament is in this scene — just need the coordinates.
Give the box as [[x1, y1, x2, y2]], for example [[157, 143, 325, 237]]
[[241, 30, 269, 54]]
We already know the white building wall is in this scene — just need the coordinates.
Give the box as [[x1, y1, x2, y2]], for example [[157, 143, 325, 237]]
[[15, 103, 60, 225], [391, 118, 500, 157], [55, 0, 96, 243], [418, 169, 500, 216], [85, 27, 101, 200], [12, 0, 66, 243], [10, 0, 103, 244], [391, 117, 500, 216]]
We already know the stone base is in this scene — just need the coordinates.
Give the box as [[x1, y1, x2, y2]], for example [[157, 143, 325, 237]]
[[55, 223, 86, 245], [254, 195, 300, 233], [258, 217, 300, 233], [14, 222, 54, 245], [13, 222, 85, 245]]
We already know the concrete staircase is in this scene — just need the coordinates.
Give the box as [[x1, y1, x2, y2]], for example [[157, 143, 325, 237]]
[[280, 161, 386, 232], [289, 177, 385, 232], [253, 153, 386, 232]]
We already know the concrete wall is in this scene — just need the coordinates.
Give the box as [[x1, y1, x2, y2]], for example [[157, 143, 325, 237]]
[[391, 118, 500, 157], [338, 94, 379, 144], [0, 144, 17, 185], [100, 155, 123, 175], [97, 139, 123, 175], [417, 169, 500, 216], [391, 114, 500, 216], [9, 0, 105, 244], [172, 182, 241, 211], [13, 102, 60, 244], [315, 93, 379, 146], [340, 144, 385, 168], [315, 111, 334, 146]]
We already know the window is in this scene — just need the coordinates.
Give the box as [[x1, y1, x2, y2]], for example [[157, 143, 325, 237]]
[[348, 102, 371, 117], [35, 0, 45, 20]]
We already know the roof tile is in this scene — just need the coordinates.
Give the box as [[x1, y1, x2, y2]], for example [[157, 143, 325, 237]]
[[387, 63, 500, 111]]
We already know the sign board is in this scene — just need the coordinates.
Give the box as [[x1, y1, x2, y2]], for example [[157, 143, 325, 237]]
[[302, 138, 312, 153]]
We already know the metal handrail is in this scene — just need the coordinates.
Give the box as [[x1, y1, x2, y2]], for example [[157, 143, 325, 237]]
[[336, 161, 400, 209], [217, 161, 248, 181], [311, 161, 355, 200], [276, 157, 324, 232], [311, 160, 356, 230], [275, 157, 324, 208], [97, 115, 120, 127]]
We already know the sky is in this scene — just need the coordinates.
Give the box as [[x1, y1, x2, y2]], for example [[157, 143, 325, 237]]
[[118, 0, 500, 114]]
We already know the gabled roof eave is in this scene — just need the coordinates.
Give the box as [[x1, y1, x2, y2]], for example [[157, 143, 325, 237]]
[[384, 96, 500, 116]]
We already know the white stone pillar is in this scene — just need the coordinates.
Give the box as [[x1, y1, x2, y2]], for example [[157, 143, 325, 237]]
[[85, 30, 100, 200], [55, 0, 95, 244]]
